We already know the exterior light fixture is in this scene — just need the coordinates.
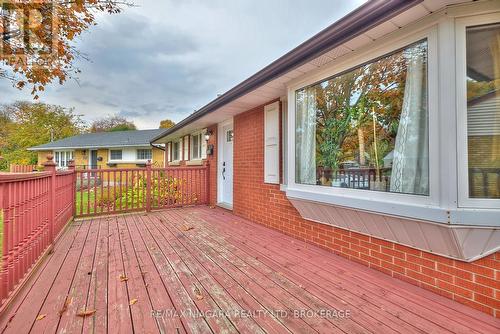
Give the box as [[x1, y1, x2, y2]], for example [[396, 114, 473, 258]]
[[205, 130, 213, 141]]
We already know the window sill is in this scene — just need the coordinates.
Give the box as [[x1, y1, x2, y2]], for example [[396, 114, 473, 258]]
[[169, 161, 181, 166], [186, 159, 204, 166], [286, 187, 499, 262], [286, 187, 499, 227]]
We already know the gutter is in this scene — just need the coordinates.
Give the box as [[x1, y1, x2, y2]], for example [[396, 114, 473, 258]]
[[151, 0, 422, 143]]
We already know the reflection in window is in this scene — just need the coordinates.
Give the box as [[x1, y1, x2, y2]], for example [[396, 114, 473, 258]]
[[466, 23, 500, 199], [295, 40, 429, 195]]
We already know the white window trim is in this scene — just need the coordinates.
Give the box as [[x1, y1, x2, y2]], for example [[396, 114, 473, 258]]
[[54, 150, 74, 168], [285, 16, 500, 227], [281, 97, 288, 188], [456, 13, 500, 209]]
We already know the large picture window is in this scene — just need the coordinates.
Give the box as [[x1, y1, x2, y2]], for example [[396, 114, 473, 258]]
[[465, 23, 500, 199], [295, 40, 429, 195]]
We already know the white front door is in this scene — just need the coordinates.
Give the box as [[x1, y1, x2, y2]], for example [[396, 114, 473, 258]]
[[219, 121, 234, 207]]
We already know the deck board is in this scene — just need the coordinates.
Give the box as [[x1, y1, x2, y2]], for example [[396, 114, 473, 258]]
[[0, 206, 498, 334]]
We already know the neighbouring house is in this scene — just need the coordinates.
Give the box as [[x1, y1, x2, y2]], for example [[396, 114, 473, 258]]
[[28, 129, 165, 169], [152, 0, 500, 316]]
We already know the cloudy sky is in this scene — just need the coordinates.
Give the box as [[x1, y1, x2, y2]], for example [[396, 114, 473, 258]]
[[0, 0, 365, 129]]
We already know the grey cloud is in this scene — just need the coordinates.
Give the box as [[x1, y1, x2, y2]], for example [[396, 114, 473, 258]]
[[0, 0, 366, 129]]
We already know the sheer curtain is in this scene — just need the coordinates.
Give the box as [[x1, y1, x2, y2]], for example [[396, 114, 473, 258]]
[[390, 44, 429, 195], [296, 87, 317, 184]]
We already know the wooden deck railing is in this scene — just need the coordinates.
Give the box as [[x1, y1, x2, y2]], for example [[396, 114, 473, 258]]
[[0, 157, 74, 303], [75, 164, 209, 217], [9, 164, 37, 173], [0, 157, 208, 306]]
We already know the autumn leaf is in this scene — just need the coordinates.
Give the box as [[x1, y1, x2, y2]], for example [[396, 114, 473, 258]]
[[193, 286, 203, 300], [76, 309, 96, 317], [59, 297, 72, 316], [181, 225, 194, 232], [129, 298, 138, 305], [36, 314, 46, 321], [119, 274, 128, 282]]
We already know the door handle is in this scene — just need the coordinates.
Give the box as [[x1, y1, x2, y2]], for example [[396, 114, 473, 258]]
[[222, 167, 226, 180]]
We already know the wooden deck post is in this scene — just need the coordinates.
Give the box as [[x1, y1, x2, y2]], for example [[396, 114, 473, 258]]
[[43, 155, 57, 244], [146, 160, 152, 212], [0, 181, 9, 300], [68, 160, 76, 217]]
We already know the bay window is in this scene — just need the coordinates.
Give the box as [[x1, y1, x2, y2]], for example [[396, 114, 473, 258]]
[[295, 40, 429, 196]]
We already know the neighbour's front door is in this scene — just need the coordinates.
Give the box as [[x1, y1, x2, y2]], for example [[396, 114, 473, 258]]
[[219, 122, 233, 207], [90, 150, 98, 169]]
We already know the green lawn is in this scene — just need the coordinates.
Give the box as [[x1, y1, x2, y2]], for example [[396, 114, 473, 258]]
[[76, 190, 97, 215]]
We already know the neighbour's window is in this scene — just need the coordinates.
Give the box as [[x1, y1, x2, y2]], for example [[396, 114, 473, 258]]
[[54, 151, 74, 168], [110, 150, 122, 160], [172, 141, 180, 161], [295, 40, 429, 196], [191, 133, 203, 160], [136, 149, 152, 160], [466, 23, 500, 199]]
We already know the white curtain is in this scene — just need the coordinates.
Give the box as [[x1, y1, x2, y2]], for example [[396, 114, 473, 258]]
[[390, 45, 429, 195], [296, 87, 317, 184]]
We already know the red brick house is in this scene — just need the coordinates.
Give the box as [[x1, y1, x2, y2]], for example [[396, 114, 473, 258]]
[[152, 0, 500, 316]]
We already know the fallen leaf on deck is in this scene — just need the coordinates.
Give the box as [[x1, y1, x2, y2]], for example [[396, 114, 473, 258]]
[[36, 314, 46, 321], [181, 225, 194, 232], [76, 309, 96, 317], [193, 287, 204, 300], [119, 274, 128, 282], [209, 206, 216, 209], [129, 299, 138, 305], [59, 297, 71, 315]]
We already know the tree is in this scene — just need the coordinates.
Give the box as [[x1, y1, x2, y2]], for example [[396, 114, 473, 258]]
[[90, 115, 136, 132], [0, 1, 133, 98], [159, 119, 176, 129], [0, 101, 85, 168]]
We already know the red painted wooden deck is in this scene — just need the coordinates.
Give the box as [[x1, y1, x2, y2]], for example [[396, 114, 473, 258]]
[[0, 206, 498, 334]]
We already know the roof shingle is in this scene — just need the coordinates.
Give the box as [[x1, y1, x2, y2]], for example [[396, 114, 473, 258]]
[[29, 129, 165, 151]]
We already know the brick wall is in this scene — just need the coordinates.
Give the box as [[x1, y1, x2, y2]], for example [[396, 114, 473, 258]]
[[230, 101, 500, 317]]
